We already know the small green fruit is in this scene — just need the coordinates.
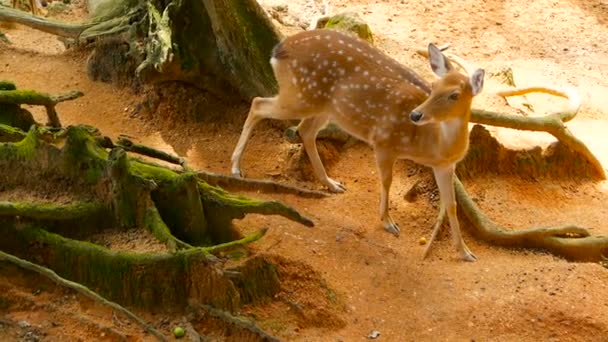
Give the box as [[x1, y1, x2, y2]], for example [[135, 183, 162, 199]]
[[173, 326, 185, 338]]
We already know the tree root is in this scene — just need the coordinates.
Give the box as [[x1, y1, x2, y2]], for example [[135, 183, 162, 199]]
[[205, 228, 269, 254], [195, 304, 280, 342], [415, 47, 605, 179], [197, 170, 329, 198], [119, 137, 185, 166], [471, 87, 605, 179], [144, 206, 193, 252], [424, 177, 608, 262], [0, 250, 168, 341], [0, 88, 84, 127], [198, 181, 315, 228], [0, 201, 106, 221], [0, 6, 95, 38]]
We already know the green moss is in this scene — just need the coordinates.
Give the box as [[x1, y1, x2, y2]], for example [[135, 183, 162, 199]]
[[0, 201, 106, 221], [14, 127, 40, 159], [0, 80, 16, 91], [89, 0, 139, 22], [61, 126, 109, 183], [0, 123, 26, 142], [152, 172, 209, 246], [144, 203, 193, 251], [324, 12, 374, 44], [9, 225, 193, 309], [129, 158, 180, 182]]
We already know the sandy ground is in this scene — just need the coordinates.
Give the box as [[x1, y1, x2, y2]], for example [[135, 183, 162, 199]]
[[1, 0, 608, 341]]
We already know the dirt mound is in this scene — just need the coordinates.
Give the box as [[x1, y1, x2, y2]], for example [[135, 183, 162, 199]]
[[240, 254, 347, 336]]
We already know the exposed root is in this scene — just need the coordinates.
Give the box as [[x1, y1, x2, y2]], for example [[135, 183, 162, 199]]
[[0, 88, 83, 127], [199, 181, 315, 228], [0, 201, 106, 221], [205, 228, 268, 254], [0, 250, 168, 341], [116, 136, 186, 167], [471, 86, 605, 179], [452, 177, 608, 262], [0, 6, 95, 38], [144, 206, 193, 252], [197, 171, 329, 198], [195, 304, 280, 342]]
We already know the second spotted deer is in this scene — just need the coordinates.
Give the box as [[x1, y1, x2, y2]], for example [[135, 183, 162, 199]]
[[231, 29, 484, 261]]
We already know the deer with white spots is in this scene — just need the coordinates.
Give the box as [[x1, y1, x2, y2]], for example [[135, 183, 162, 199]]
[[231, 29, 484, 262]]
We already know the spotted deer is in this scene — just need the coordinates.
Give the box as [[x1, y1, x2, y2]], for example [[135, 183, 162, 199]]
[[231, 29, 484, 261]]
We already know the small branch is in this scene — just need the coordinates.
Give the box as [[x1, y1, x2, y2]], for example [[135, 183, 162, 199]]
[[204, 228, 268, 254], [197, 171, 329, 198], [0, 250, 167, 341], [0, 89, 83, 127]]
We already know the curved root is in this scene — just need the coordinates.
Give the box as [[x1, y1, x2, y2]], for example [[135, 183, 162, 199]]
[[454, 177, 608, 262]]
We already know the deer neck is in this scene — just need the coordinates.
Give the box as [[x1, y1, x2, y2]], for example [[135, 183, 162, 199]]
[[435, 113, 471, 163], [404, 112, 471, 167]]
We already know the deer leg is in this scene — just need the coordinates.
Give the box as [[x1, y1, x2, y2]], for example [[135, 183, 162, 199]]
[[30, 0, 37, 15], [231, 96, 280, 177], [432, 165, 477, 261], [423, 206, 446, 259], [298, 116, 346, 193], [374, 148, 398, 235]]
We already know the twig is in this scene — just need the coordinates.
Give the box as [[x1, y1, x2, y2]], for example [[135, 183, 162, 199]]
[[0, 250, 167, 341]]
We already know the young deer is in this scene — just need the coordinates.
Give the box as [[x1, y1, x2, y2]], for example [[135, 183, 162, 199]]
[[231, 29, 484, 261]]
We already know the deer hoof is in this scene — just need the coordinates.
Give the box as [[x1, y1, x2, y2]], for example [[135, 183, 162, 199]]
[[384, 222, 400, 236], [460, 250, 477, 262], [326, 178, 346, 193]]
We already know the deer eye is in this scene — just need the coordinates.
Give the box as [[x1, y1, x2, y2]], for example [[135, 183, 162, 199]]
[[448, 92, 460, 101]]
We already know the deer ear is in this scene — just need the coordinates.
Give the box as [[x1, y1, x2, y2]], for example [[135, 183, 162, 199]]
[[469, 68, 485, 96], [428, 43, 453, 77]]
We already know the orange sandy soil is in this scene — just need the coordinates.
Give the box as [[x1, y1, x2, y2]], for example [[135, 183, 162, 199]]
[[1, 0, 608, 341]]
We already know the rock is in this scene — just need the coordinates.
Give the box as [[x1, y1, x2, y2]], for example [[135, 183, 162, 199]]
[[320, 12, 374, 44]]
